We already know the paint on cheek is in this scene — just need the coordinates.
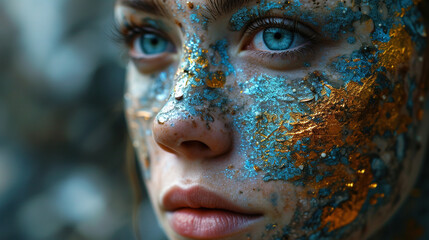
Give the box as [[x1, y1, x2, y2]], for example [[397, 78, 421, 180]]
[[126, 67, 176, 180], [226, 73, 326, 181], [227, 1, 426, 237]]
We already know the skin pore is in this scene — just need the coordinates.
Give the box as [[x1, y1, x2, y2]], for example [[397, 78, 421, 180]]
[[116, 0, 428, 239]]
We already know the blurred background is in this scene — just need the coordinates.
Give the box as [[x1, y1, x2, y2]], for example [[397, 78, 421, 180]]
[[0, 0, 428, 240], [0, 0, 166, 239]]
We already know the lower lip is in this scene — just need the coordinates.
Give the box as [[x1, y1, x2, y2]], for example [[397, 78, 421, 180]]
[[169, 208, 262, 239]]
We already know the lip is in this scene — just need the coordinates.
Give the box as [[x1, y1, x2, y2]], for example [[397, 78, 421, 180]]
[[162, 186, 263, 239]]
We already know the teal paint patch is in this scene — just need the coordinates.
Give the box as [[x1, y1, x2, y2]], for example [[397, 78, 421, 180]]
[[210, 39, 236, 76]]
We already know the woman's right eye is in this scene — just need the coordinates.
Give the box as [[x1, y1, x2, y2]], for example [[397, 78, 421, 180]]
[[119, 25, 177, 73], [132, 32, 176, 58]]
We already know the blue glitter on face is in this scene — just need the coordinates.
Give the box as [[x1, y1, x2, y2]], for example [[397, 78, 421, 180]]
[[190, 13, 200, 23], [321, 3, 362, 39], [122, 0, 429, 239], [347, 36, 356, 44], [210, 39, 235, 76], [231, 73, 328, 181]]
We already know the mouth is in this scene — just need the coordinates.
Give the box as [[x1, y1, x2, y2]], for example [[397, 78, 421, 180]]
[[162, 186, 263, 239]]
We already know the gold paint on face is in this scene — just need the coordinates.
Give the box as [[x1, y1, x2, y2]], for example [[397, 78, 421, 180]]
[[375, 25, 414, 72], [117, 0, 428, 238], [282, 24, 418, 232]]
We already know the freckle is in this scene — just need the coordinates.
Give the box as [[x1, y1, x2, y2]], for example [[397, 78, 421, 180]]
[[382, 95, 387, 100], [419, 96, 425, 102], [192, 120, 197, 128], [175, 19, 182, 28], [187, 1, 194, 9], [239, 191, 243, 194]]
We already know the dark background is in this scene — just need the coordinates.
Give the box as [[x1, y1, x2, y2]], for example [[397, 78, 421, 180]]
[[0, 1, 427, 240]]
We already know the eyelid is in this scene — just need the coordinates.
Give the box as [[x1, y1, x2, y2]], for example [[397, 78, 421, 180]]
[[120, 22, 171, 46], [238, 17, 321, 70], [241, 17, 319, 49], [116, 20, 178, 73]]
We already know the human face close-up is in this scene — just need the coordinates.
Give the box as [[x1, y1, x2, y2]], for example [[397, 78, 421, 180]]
[[115, 0, 428, 239]]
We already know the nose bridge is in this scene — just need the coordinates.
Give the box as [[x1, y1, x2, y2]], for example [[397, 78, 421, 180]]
[[151, 35, 234, 160], [156, 34, 235, 121], [176, 34, 234, 94]]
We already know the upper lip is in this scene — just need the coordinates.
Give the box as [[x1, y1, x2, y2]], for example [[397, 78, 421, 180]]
[[162, 186, 261, 215]]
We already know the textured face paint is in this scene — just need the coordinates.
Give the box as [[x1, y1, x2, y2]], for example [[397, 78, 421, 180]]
[[117, 0, 428, 239], [222, 1, 427, 238]]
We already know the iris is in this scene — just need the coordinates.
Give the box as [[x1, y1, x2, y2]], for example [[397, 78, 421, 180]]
[[263, 28, 294, 50], [139, 33, 168, 55]]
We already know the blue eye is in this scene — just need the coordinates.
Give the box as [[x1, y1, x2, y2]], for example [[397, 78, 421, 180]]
[[262, 28, 294, 50], [249, 19, 314, 54], [134, 33, 173, 56]]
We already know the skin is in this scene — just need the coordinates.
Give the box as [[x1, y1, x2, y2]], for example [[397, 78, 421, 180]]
[[116, 0, 428, 239]]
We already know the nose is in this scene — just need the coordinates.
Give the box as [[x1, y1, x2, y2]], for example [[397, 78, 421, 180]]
[[152, 113, 232, 159]]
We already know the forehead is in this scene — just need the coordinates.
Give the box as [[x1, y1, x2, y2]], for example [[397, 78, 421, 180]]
[[116, 0, 354, 16]]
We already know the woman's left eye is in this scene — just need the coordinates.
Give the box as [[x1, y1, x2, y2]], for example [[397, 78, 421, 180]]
[[255, 27, 295, 51], [240, 18, 319, 69]]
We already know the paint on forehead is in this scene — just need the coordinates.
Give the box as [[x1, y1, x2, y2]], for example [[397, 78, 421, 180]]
[[229, 0, 426, 46], [229, 1, 361, 39]]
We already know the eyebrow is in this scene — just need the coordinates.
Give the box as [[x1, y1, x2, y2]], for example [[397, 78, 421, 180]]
[[203, 0, 252, 22], [119, 0, 251, 21], [119, 0, 170, 17]]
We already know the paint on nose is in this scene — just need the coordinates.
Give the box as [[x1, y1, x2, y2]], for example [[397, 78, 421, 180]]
[[176, 34, 234, 94], [206, 71, 226, 88]]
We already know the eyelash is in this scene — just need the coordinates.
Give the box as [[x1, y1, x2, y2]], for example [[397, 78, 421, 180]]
[[114, 20, 160, 47], [241, 16, 319, 59], [113, 15, 320, 66]]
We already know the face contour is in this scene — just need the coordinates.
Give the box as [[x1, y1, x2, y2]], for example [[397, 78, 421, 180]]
[[116, 0, 428, 239]]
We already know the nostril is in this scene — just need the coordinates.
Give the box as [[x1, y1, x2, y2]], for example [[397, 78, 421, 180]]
[[153, 116, 232, 159], [181, 141, 211, 152]]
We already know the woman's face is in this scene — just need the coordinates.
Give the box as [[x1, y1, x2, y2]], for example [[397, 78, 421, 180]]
[[116, 0, 428, 239]]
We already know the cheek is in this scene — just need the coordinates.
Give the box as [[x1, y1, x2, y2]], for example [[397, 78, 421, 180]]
[[230, 32, 424, 234]]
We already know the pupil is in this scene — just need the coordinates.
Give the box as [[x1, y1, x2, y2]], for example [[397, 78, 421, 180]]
[[151, 38, 159, 46], [274, 32, 282, 40]]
